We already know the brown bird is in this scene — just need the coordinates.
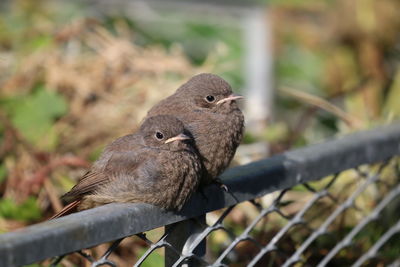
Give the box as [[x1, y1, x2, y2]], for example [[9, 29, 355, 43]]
[[147, 73, 244, 185], [52, 115, 202, 219]]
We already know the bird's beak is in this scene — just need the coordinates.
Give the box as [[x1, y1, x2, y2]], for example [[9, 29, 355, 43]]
[[165, 133, 191, 144], [216, 93, 244, 105]]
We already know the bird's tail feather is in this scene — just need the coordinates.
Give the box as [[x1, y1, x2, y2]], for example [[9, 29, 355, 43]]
[[50, 200, 80, 219]]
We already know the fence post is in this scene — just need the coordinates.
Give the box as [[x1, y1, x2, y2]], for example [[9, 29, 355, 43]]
[[165, 215, 207, 266]]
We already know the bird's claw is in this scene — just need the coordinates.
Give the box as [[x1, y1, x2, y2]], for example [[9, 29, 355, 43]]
[[220, 183, 229, 192], [214, 179, 229, 193]]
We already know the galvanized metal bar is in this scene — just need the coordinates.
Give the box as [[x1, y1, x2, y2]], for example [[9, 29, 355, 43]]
[[0, 123, 399, 267], [165, 215, 207, 267]]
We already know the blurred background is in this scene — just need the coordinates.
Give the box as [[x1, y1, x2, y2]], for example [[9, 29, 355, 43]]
[[0, 0, 399, 266]]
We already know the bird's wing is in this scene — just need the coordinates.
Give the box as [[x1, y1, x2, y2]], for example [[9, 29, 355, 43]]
[[62, 171, 109, 200], [62, 149, 145, 201]]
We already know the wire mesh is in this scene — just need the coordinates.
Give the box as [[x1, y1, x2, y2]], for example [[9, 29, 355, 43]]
[[45, 157, 400, 267]]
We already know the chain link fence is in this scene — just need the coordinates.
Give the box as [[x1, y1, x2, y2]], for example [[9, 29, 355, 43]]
[[1, 124, 400, 266]]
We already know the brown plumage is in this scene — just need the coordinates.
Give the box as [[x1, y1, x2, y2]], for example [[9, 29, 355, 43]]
[[51, 115, 202, 219], [147, 73, 244, 185]]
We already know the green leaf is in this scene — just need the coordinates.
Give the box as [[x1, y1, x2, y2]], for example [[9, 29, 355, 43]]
[[0, 197, 42, 221], [32, 87, 68, 118], [6, 87, 67, 149]]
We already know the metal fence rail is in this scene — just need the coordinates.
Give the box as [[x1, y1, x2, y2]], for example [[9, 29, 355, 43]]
[[1, 123, 400, 266]]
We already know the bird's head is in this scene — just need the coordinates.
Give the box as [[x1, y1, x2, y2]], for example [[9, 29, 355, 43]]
[[176, 73, 243, 114], [140, 115, 194, 151]]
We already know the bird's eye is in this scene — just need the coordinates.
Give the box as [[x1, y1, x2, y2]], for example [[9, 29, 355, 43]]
[[155, 132, 164, 140], [205, 95, 215, 103]]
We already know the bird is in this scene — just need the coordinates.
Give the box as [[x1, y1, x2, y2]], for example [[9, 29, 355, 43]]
[[51, 115, 202, 219], [146, 73, 244, 186]]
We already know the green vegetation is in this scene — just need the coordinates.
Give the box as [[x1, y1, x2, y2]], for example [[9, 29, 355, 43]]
[[0, 197, 41, 222], [3, 87, 67, 149]]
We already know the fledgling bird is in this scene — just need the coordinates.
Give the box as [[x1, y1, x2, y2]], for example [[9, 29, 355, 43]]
[[51, 115, 202, 219], [146, 73, 244, 185]]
